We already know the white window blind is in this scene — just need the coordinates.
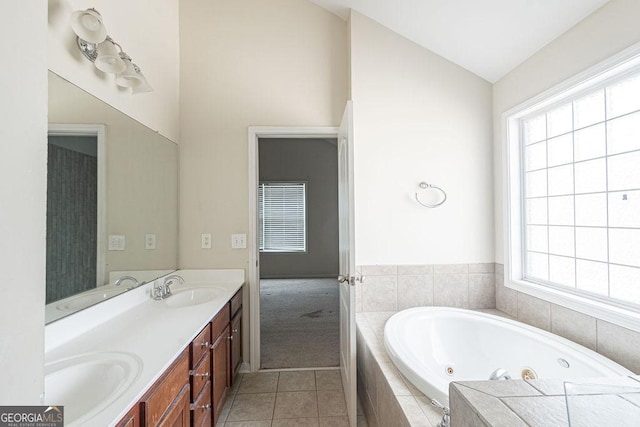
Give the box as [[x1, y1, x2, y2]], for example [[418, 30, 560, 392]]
[[259, 182, 306, 252]]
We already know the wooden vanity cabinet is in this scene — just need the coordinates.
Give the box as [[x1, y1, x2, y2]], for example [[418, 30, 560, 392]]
[[115, 404, 140, 427], [211, 303, 230, 421], [189, 323, 213, 427], [229, 288, 243, 386], [115, 286, 244, 427], [140, 349, 190, 427]]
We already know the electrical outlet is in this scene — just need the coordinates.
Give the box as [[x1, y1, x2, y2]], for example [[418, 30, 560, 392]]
[[108, 235, 125, 251], [231, 234, 246, 249], [145, 234, 156, 250], [201, 233, 212, 249]]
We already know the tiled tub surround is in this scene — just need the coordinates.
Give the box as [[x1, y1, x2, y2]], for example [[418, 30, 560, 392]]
[[495, 263, 640, 374], [450, 375, 640, 426], [356, 263, 497, 313], [357, 311, 455, 427]]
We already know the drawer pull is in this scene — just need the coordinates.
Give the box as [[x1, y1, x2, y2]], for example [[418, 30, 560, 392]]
[[190, 403, 212, 411], [200, 341, 210, 348], [189, 370, 210, 378]]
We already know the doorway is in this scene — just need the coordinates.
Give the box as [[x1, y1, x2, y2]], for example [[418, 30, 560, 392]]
[[257, 137, 339, 369], [46, 124, 105, 304]]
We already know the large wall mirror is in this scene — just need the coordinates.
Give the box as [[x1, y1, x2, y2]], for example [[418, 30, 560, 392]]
[[45, 71, 178, 323]]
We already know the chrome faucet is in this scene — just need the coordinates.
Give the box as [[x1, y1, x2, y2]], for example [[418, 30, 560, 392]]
[[153, 274, 184, 300], [431, 399, 450, 427], [114, 275, 140, 288], [489, 368, 511, 381]]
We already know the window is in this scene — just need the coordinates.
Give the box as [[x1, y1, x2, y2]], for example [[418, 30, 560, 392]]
[[505, 45, 640, 327], [258, 182, 306, 252]]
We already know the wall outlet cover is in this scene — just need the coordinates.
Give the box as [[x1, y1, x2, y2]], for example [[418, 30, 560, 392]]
[[201, 233, 212, 249], [145, 233, 156, 250], [108, 235, 125, 251], [231, 233, 247, 249]]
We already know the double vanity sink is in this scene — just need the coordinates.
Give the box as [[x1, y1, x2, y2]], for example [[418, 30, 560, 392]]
[[44, 270, 244, 426]]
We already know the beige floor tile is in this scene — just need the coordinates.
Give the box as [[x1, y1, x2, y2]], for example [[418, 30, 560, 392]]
[[227, 393, 276, 422], [272, 417, 320, 427], [319, 416, 350, 426], [273, 391, 319, 419], [278, 370, 316, 391], [217, 392, 235, 425], [317, 390, 348, 417], [315, 370, 342, 390], [224, 421, 272, 427], [238, 372, 280, 394]]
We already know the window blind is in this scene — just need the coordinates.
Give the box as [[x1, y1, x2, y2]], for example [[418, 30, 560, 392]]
[[258, 182, 306, 252]]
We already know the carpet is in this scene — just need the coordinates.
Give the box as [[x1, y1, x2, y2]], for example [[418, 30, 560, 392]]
[[260, 278, 340, 369]]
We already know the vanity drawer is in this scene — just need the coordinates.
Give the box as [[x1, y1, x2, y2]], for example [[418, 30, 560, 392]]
[[141, 349, 189, 426], [191, 381, 212, 427], [190, 323, 211, 365], [190, 351, 211, 400], [230, 287, 242, 317], [211, 305, 230, 339]]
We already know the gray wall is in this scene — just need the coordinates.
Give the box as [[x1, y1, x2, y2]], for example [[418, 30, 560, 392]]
[[259, 138, 338, 278], [46, 137, 97, 303]]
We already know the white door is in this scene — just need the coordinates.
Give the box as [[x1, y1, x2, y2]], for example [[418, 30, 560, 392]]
[[338, 101, 357, 426]]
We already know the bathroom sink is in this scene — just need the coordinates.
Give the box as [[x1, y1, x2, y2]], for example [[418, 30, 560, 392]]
[[45, 352, 142, 426], [56, 287, 125, 311], [163, 286, 225, 308]]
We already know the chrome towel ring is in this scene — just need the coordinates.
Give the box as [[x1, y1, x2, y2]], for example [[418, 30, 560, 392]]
[[415, 182, 447, 208]]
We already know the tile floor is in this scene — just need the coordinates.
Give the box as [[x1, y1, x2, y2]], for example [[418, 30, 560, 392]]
[[217, 369, 368, 426]]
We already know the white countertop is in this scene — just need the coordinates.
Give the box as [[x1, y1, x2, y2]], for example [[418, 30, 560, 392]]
[[44, 269, 244, 427]]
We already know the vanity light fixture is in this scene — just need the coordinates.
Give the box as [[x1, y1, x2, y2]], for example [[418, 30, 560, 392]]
[[71, 8, 153, 94]]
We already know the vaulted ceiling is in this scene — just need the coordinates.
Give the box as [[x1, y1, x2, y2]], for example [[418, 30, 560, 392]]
[[309, 0, 610, 82]]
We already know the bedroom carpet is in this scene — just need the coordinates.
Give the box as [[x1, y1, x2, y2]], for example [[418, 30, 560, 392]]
[[260, 278, 340, 369]]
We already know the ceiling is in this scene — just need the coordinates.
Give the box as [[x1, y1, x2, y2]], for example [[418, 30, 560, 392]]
[[308, 0, 611, 82]]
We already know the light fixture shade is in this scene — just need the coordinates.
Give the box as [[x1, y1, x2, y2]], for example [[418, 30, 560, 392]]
[[131, 72, 153, 94], [70, 9, 107, 44], [116, 56, 153, 93], [95, 39, 126, 74], [115, 57, 143, 88]]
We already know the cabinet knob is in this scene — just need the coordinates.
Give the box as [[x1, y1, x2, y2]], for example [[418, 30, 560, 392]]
[[228, 336, 233, 340], [200, 341, 210, 348], [189, 370, 210, 378], [190, 403, 212, 411], [232, 328, 239, 334]]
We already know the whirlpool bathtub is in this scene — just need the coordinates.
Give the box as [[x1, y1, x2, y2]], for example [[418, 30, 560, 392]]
[[383, 307, 634, 406]]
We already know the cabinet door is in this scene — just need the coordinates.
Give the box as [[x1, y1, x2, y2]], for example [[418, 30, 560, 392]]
[[230, 309, 242, 386], [157, 384, 190, 427], [211, 328, 230, 421], [141, 350, 189, 426], [116, 404, 140, 427]]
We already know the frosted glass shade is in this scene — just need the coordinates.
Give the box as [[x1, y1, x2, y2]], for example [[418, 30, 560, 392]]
[[95, 40, 126, 74], [70, 9, 107, 44], [115, 58, 143, 88]]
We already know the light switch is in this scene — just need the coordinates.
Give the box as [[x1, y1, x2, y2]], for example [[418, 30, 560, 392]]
[[231, 234, 246, 249], [201, 233, 212, 249], [145, 234, 156, 250], [108, 235, 125, 251]]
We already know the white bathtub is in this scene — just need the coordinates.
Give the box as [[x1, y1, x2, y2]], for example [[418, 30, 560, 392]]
[[383, 307, 634, 406]]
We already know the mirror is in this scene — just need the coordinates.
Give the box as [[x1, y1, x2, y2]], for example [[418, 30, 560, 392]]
[[45, 71, 178, 323]]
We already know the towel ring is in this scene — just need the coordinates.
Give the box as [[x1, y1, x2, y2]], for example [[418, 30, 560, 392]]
[[415, 182, 447, 208]]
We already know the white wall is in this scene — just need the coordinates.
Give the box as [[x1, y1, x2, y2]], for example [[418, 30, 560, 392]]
[[349, 12, 494, 265], [48, 0, 180, 142], [493, 0, 640, 263], [179, 0, 348, 270], [0, 2, 47, 403]]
